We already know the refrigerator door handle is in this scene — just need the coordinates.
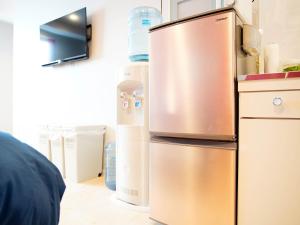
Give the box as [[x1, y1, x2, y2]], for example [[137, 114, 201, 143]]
[[151, 136, 237, 151]]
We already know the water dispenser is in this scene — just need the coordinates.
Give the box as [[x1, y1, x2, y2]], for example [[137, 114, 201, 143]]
[[116, 62, 149, 206]]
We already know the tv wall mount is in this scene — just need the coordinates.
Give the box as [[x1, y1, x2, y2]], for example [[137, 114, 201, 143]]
[[87, 24, 92, 42]]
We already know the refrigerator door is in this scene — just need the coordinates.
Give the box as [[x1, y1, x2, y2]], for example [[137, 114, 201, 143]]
[[149, 11, 236, 141], [150, 138, 236, 225]]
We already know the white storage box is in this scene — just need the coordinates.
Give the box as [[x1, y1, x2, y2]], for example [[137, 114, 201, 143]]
[[49, 125, 65, 178], [38, 125, 51, 160], [63, 125, 106, 182]]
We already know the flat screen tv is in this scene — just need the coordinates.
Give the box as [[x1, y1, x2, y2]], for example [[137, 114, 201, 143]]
[[40, 8, 89, 66]]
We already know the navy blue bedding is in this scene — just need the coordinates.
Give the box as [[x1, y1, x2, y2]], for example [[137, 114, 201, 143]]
[[0, 132, 65, 225]]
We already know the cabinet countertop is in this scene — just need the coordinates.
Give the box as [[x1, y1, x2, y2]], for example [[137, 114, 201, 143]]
[[238, 71, 300, 82], [238, 72, 300, 92]]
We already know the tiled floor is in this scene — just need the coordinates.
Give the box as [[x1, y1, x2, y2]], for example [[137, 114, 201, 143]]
[[59, 177, 160, 225]]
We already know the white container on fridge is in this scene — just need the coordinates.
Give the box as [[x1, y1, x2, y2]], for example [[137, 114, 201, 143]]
[[171, 0, 253, 24], [63, 125, 106, 182]]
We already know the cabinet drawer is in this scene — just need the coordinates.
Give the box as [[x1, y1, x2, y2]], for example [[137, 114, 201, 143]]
[[240, 91, 300, 118]]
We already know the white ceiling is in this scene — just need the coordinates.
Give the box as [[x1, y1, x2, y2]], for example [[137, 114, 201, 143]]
[[0, 0, 14, 23]]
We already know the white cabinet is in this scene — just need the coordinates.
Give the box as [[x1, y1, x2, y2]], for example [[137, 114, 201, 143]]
[[239, 119, 300, 225], [238, 79, 300, 225]]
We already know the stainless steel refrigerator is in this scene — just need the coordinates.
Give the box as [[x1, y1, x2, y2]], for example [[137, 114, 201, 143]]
[[149, 8, 247, 225]]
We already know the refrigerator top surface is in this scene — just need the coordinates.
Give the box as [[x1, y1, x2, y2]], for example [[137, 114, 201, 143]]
[[150, 7, 238, 32]]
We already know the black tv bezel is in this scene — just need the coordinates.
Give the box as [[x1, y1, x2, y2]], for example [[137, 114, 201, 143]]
[[40, 7, 90, 67]]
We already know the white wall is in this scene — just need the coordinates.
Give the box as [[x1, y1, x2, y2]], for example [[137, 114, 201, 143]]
[[0, 0, 14, 23], [13, 0, 161, 147], [259, 0, 300, 64], [0, 21, 13, 133]]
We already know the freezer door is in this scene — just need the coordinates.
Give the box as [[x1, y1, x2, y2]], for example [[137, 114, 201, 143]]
[[150, 139, 236, 225], [149, 11, 236, 140]]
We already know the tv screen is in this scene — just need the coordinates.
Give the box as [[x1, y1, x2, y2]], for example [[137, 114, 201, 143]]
[[40, 8, 88, 66]]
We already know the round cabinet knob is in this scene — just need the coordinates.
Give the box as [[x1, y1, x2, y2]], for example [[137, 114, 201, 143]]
[[273, 97, 283, 106]]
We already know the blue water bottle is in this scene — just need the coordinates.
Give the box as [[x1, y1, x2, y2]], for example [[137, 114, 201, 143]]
[[104, 142, 116, 191], [128, 6, 162, 62]]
